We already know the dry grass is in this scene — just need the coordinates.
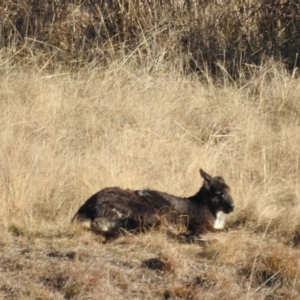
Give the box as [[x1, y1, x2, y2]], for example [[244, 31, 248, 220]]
[[1, 1, 300, 75], [0, 61, 300, 299]]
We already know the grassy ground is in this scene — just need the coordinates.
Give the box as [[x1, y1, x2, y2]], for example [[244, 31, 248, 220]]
[[0, 62, 300, 299]]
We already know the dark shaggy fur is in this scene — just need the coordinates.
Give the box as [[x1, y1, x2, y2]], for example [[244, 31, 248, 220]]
[[72, 169, 234, 241]]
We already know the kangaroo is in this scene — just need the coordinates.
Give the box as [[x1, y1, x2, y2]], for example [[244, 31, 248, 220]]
[[72, 169, 234, 241]]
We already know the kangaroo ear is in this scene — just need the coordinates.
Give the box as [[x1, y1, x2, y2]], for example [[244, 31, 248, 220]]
[[200, 169, 212, 183]]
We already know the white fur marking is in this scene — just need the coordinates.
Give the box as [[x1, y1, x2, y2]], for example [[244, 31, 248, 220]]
[[91, 218, 116, 232], [78, 219, 92, 229], [111, 208, 124, 218], [137, 190, 149, 196], [213, 211, 226, 229]]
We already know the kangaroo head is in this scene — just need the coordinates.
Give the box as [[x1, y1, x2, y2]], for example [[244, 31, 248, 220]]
[[200, 169, 235, 214]]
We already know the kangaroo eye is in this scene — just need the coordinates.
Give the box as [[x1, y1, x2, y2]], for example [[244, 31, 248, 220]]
[[216, 192, 224, 199]]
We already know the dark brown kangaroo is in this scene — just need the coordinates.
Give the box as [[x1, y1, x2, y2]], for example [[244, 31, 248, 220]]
[[72, 169, 234, 241]]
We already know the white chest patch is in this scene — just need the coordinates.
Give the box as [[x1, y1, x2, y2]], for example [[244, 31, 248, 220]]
[[213, 211, 226, 229]]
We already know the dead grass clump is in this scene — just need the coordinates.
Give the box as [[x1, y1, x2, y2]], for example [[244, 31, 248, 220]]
[[203, 231, 300, 296], [258, 244, 300, 285], [243, 58, 300, 117], [39, 264, 107, 299], [164, 284, 196, 300], [142, 257, 173, 273]]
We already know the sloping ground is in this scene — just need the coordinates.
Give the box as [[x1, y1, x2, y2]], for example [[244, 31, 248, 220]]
[[1, 228, 300, 299]]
